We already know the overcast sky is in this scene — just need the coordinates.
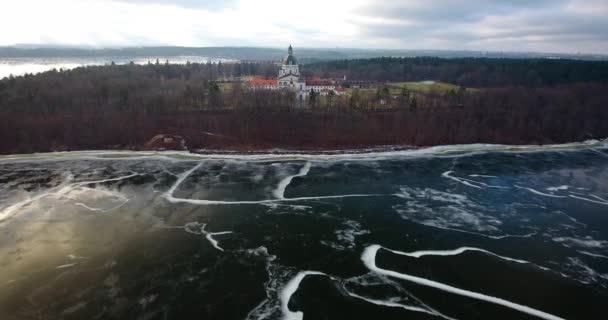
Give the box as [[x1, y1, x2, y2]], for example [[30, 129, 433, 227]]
[[2, 0, 608, 54]]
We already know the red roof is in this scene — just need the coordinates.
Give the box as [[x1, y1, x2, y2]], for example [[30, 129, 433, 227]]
[[305, 77, 336, 86], [249, 77, 277, 86], [306, 80, 334, 86]]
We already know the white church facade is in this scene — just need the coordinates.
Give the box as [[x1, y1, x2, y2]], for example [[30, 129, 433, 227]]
[[277, 45, 303, 88], [249, 45, 345, 100]]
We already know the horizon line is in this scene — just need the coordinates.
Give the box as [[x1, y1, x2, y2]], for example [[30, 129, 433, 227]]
[[1, 45, 607, 57]]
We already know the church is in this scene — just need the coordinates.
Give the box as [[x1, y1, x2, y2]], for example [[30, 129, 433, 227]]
[[277, 45, 304, 89], [249, 45, 344, 101]]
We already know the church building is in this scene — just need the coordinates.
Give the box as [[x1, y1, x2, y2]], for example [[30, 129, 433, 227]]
[[248, 45, 345, 102], [278, 45, 304, 90]]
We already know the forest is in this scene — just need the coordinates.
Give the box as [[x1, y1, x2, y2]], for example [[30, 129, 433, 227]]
[[304, 57, 608, 87], [0, 57, 607, 154]]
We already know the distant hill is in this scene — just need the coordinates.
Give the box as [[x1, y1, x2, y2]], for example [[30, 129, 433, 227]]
[[1, 46, 607, 62]]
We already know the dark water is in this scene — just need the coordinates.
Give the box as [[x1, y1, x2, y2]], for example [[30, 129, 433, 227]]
[[1, 143, 607, 320]]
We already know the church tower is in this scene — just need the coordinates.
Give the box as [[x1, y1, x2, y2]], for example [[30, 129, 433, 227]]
[[278, 45, 301, 88]]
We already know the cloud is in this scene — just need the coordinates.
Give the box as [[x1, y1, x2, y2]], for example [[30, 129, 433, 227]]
[[114, 0, 239, 10], [352, 0, 608, 53], [356, 0, 563, 22], [0, 0, 606, 54]]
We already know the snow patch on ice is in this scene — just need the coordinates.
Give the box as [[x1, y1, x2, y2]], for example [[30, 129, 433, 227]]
[[182, 222, 233, 251], [362, 245, 566, 320], [273, 162, 311, 199], [553, 236, 608, 249], [321, 220, 370, 250]]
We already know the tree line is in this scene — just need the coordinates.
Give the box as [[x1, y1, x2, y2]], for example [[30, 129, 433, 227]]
[[0, 58, 607, 153], [304, 57, 608, 87]]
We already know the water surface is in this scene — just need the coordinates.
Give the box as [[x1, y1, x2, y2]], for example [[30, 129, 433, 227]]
[[1, 142, 607, 319], [0, 56, 234, 79]]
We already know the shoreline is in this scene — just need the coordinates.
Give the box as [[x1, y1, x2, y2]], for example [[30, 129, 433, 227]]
[[2, 139, 606, 160]]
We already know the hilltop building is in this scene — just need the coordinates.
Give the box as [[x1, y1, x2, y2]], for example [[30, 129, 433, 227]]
[[249, 45, 345, 101]]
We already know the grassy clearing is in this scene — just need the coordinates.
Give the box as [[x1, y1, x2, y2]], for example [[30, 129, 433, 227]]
[[388, 81, 462, 94], [344, 88, 376, 96], [218, 83, 234, 91], [345, 81, 478, 96]]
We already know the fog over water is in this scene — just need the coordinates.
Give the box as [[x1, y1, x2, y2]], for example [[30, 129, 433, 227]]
[[0, 142, 607, 319]]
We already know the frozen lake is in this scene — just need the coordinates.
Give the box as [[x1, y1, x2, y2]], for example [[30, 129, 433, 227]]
[[1, 142, 607, 319]]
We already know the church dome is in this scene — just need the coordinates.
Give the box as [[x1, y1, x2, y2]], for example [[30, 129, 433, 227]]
[[283, 45, 298, 65]]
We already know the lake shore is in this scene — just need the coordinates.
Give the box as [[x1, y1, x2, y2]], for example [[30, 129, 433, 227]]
[[2, 108, 607, 155]]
